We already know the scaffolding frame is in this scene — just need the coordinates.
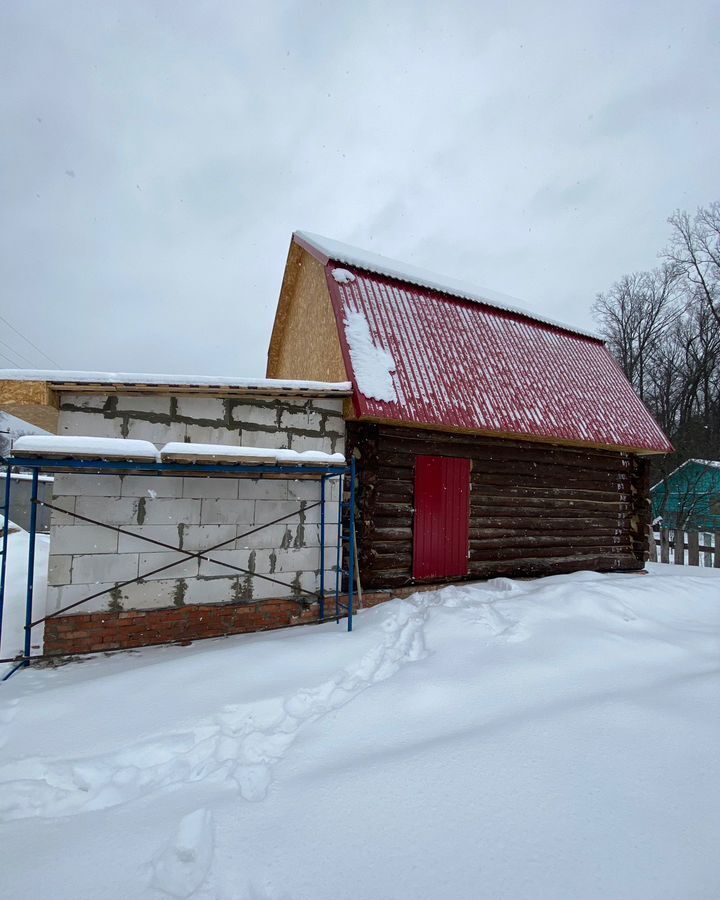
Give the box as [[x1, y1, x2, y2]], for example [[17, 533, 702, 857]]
[[0, 454, 357, 680]]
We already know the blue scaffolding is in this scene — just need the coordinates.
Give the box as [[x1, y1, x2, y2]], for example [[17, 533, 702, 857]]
[[0, 454, 357, 680]]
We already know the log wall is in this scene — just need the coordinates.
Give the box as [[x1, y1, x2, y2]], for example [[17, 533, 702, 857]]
[[347, 423, 651, 588]]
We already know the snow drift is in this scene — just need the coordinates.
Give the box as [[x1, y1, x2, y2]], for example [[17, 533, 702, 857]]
[[0, 561, 718, 898]]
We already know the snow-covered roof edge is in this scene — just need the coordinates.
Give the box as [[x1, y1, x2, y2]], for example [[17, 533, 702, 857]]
[[295, 230, 600, 341], [650, 458, 720, 492], [0, 370, 352, 394]]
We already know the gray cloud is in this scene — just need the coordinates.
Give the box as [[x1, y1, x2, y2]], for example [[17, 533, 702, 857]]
[[0, 0, 718, 377]]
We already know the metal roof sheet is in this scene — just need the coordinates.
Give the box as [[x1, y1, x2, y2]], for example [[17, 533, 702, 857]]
[[295, 230, 599, 340], [325, 265, 672, 454]]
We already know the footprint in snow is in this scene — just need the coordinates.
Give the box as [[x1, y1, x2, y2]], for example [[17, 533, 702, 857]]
[[150, 807, 214, 898]]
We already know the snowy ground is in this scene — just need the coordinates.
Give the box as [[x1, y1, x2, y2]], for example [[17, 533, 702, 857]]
[[0, 527, 48, 662], [0, 540, 718, 899]]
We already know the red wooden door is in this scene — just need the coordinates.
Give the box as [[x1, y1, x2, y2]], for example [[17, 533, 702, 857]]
[[413, 455, 471, 580]]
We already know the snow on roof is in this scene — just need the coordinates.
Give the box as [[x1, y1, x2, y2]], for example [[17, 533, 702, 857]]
[[343, 310, 397, 403], [12, 436, 160, 460], [691, 459, 720, 469], [327, 269, 673, 453], [0, 369, 352, 394], [160, 442, 346, 466], [295, 230, 599, 340], [650, 458, 720, 491]]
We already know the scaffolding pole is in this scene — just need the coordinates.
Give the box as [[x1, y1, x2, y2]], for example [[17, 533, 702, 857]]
[[0, 455, 357, 680]]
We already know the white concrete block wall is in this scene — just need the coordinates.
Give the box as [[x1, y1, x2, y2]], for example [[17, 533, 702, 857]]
[[46, 392, 346, 617]]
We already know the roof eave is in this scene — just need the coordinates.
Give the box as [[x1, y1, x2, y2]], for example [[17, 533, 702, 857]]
[[355, 414, 673, 456]]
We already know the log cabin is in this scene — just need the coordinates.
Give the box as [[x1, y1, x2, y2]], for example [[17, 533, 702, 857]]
[[267, 231, 673, 589]]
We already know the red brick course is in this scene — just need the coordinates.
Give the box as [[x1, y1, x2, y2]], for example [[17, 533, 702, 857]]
[[42, 582, 448, 657]]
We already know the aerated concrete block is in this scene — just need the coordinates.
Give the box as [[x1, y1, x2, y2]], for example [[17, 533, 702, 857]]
[[184, 424, 242, 446], [50, 524, 119, 555], [134, 498, 202, 526], [120, 476, 184, 498], [179, 524, 239, 553], [237, 480, 288, 502], [47, 555, 72, 586], [115, 395, 172, 414], [117, 525, 184, 553], [53, 474, 123, 497], [200, 498, 254, 525], [71, 552, 139, 585], [49, 497, 77, 526], [137, 551, 199, 581], [46, 583, 122, 615], [182, 477, 239, 499], [75, 497, 142, 526], [198, 547, 255, 578], [59, 412, 124, 439], [123, 418, 187, 446], [175, 396, 226, 420], [238, 429, 290, 450], [230, 404, 279, 429]]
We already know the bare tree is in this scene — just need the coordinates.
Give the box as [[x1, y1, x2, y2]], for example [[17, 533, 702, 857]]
[[592, 264, 681, 401], [666, 202, 720, 327], [594, 201, 720, 484]]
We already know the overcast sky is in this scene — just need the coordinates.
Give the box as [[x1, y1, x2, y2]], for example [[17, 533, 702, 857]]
[[0, 0, 718, 378]]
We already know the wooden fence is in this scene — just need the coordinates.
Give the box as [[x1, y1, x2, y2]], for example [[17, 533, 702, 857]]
[[648, 527, 720, 567]]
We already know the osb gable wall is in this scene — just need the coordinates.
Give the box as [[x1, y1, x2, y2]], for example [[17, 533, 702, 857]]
[[45, 392, 344, 619], [0, 380, 59, 432], [266, 243, 347, 383], [347, 422, 651, 589]]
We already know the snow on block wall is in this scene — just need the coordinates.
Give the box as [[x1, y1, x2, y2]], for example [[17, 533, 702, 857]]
[[44, 393, 345, 624]]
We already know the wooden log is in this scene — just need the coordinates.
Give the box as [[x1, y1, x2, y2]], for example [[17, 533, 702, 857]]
[[470, 494, 634, 518], [352, 421, 650, 586], [376, 425, 628, 462], [469, 514, 630, 529], [471, 486, 635, 504], [687, 530, 700, 567], [673, 529, 685, 565], [660, 529, 670, 564], [469, 534, 632, 551], [378, 436, 633, 474], [469, 554, 641, 579]]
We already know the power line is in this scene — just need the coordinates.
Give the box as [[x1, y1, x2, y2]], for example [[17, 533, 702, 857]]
[[0, 349, 22, 367], [0, 336, 35, 367], [0, 312, 61, 368]]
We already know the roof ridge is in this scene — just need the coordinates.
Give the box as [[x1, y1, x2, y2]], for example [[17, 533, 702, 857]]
[[294, 230, 601, 341]]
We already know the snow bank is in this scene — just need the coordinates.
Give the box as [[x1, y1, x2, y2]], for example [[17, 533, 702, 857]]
[[344, 310, 397, 402], [0, 566, 719, 898], [12, 435, 160, 460], [0, 527, 49, 661]]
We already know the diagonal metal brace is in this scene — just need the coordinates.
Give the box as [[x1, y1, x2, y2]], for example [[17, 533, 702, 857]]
[[31, 499, 328, 626]]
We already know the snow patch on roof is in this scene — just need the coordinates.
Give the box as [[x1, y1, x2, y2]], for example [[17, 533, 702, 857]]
[[296, 230, 599, 340], [331, 268, 355, 284], [0, 369, 351, 393], [344, 310, 397, 403]]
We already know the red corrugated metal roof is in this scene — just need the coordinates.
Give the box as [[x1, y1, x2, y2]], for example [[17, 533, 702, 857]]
[[317, 259, 672, 454]]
